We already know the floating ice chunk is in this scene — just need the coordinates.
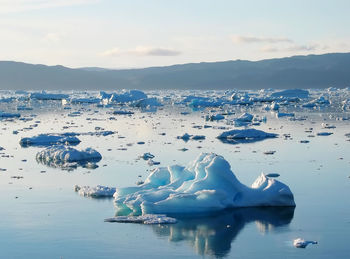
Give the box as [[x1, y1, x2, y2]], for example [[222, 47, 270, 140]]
[[270, 102, 280, 111], [113, 153, 295, 215], [293, 238, 318, 248], [74, 185, 116, 197], [271, 89, 309, 99], [140, 152, 155, 160], [104, 214, 177, 224], [113, 110, 134, 115], [276, 112, 295, 118], [36, 145, 102, 169], [30, 92, 69, 100], [235, 113, 253, 122], [148, 159, 161, 166], [0, 111, 20, 118], [109, 90, 147, 103], [177, 133, 192, 141], [317, 132, 333, 136], [131, 97, 162, 108], [217, 129, 277, 143], [20, 134, 81, 147], [205, 114, 225, 121], [191, 135, 205, 140]]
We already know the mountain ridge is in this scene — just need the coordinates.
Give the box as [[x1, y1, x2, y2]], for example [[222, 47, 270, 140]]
[[1, 52, 350, 90]]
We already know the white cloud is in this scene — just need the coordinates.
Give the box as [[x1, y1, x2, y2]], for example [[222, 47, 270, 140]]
[[231, 35, 293, 44], [102, 46, 181, 57], [261, 44, 321, 53], [0, 0, 99, 14], [43, 32, 62, 43]]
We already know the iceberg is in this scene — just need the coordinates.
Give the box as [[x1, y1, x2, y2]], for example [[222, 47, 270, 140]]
[[36, 145, 102, 169], [217, 128, 277, 144], [20, 134, 81, 147], [74, 185, 116, 197], [113, 153, 295, 215]]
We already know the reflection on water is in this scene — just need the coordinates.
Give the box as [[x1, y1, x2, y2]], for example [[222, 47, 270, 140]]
[[151, 207, 295, 257]]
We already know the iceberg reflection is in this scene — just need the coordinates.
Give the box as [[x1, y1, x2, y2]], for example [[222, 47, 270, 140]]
[[150, 207, 294, 257]]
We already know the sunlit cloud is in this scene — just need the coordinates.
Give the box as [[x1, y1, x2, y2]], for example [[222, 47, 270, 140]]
[[102, 46, 181, 57], [231, 35, 293, 44], [0, 0, 99, 14], [261, 43, 324, 53]]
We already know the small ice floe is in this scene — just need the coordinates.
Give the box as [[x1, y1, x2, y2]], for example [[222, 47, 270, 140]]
[[276, 112, 295, 118], [265, 173, 280, 178], [271, 89, 309, 99], [177, 133, 206, 141], [140, 152, 155, 160], [205, 114, 225, 121], [147, 159, 160, 166], [321, 123, 336, 129], [177, 133, 192, 141], [104, 214, 177, 224], [36, 146, 102, 169], [113, 110, 134, 115], [217, 128, 277, 144], [30, 92, 69, 100], [113, 153, 295, 215], [317, 132, 333, 136], [300, 140, 310, 143], [263, 151, 276, 155], [20, 134, 81, 147], [0, 111, 20, 118], [293, 238, 318, 248], [74, 185, 116, 197]]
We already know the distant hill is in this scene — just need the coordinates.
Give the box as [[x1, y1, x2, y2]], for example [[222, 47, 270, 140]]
[[1, 53, 350, 90]]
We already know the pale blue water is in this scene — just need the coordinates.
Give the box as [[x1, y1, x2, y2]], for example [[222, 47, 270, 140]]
[[0, 91, 350, 258]]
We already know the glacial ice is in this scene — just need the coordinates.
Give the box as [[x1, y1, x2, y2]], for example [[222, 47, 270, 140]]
[[20, 134, 81, 147], [74, 185, 116, 197], [113, 153, 295, 215], [36, 145, 102, 169]]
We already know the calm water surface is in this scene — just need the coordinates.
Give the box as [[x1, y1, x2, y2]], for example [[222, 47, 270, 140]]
[[0, 92, 349, 258]]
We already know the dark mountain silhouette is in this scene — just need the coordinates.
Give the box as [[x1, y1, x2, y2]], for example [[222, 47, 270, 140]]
[[0, 52, 349, 90]]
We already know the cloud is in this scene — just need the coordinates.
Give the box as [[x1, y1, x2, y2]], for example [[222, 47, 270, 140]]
[[0, 0, 99, 14], [261, 44, 320, 53], [43, 32, 62, 43], [231, 35, 293, 44], [102, 47, 181, 57]]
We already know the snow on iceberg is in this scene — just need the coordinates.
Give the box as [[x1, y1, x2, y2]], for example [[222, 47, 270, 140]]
[[217, 128, 277, 144], [74, 185, 116, 197], [20, 134, 81, 147], [113, 153, 295, 215], [36, 145, 102, 169]]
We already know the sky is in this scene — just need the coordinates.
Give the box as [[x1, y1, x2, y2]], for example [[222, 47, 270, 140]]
[[0, 0, 350, 68]]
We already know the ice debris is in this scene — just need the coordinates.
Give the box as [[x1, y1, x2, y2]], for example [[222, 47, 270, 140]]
[[104, 214, 177, 224], [217, 128, 277, 143], [293, 238, 318, 248], [20, 134, 81, 147], [74, 185, 116, 197], [36, 146, 102, 169], [113, 153, 295, 215], [0, 111, 21, 118]]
